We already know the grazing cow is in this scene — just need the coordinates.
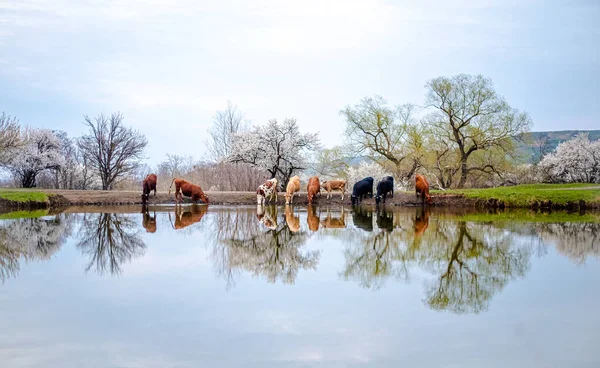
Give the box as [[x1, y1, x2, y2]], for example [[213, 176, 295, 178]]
[[285, 205, 300, 232], [257, 205, 278, 230], [169, 205, 208, 230], [351, 177, 374, 205], [414, 207, 430, 237], [141, 209, 156, 233], [320, 207, 346, 229], [257, 178, 279, 206], [285, 176, 301, 205], [169, 178, 209, 204], [375, 176, 394, 205], [307, 176, 321, 205], [415, 174, 432, 206], [353, 206, 373, 231], [307, 205, 320, 231], [321, 180, 346, 200], [141, 173, 157, 204]]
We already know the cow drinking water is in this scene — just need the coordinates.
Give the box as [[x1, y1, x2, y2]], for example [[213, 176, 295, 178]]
[[415, 174, 432, 206], [307, 176, 321, 205], [168, 178, 209, 204], [141, 173, 157, 204], [351, 177, 374, 205], [257, 178, 279, 206], [375, 176, 394, 205]]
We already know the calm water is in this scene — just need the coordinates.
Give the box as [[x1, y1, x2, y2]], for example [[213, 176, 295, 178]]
[[1, 205, 599, 368]]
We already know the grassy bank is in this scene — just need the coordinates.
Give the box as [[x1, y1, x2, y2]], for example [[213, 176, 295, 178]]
[[443, 184, 600, 208], [0, 189, 48, 203]]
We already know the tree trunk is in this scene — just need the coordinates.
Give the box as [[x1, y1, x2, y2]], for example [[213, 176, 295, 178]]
[[21, 171, 37, 188], [458, 157, 468, 188]]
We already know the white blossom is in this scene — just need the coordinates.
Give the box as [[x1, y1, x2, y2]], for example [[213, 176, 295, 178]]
[[538, 133, 600, 183]]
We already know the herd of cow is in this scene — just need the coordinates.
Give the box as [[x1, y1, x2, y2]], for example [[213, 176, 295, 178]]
[[141, 172, 433, 206]]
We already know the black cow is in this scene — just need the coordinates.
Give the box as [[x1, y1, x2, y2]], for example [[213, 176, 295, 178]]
[[351, 177, 374, 205], [375, 176, 394, 205]]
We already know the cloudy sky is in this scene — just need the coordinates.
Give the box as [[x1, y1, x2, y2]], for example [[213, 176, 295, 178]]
[[1, 0, 598, 165]]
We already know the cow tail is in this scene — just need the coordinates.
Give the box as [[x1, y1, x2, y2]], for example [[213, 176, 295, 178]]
[[168, 178, 176, 195]]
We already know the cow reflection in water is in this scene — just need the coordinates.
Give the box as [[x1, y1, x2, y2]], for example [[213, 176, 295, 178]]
[[170, 205, 208, 230], [77, 213, 146, 275], [256, 205, 278, 230], [341, 207, 534, 314], [414, 207, 430, 237], [141, 207, 157, 233], [212, 208, 320, 287], [284, 205, 300, 233], [320, 207, 346, 229], [307, 205, 320, 231], [352, 206, 373, 232]]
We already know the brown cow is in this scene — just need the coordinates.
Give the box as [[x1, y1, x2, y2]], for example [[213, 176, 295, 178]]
[[307, 205, 320, 232], [320, 207, 346, 229], [142, 209, 157, 233], [170, 205, 207, 230], [321, 180, 346, 200], [141, 173, 157, 204], [284, 205, 300, 232], [285, 176, 301, 205], [169, 178, 209, 204], [307, 176, 320, 205], [415, 174, 432, 206]]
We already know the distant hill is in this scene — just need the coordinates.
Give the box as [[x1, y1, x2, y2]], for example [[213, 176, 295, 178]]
[[515, 130, 600, 163]]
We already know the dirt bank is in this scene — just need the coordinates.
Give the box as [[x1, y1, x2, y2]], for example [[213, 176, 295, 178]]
[[0, 188, 596, 211]]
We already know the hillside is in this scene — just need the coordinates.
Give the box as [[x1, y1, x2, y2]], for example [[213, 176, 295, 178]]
[[516, 130, 600, 163]]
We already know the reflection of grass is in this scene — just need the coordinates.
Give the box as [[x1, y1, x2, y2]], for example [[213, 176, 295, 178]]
[[0, 190, 48, 203], [455, 210, 600, 223], [0, 209, 49, 220], [443, 184, 600, 207]]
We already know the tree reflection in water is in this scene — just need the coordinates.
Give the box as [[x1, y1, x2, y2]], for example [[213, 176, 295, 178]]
[[537, 222, 600, 264], [76, 213, 146, 275], [211, 206, 320, 288], [0, 214, 73, 282], [342, 207, 534, 314]]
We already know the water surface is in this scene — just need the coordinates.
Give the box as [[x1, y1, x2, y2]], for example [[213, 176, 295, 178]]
[[1, 205, 599, 367]]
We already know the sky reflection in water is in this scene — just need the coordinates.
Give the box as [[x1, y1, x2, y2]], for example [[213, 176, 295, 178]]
[[1, 205, 599, 368]]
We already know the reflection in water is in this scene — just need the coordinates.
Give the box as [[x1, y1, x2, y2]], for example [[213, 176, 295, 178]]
[[342, 208, 534, 314], [76, 213, 146, 275], [142, 209, 157, 233], [0, 215, 73, 282], [353, 206, 373, 232], [320, 207, 346, 229], [284, 205, 300, 232], [307, 205, 320, 231], [169, 205, 208, 230], [537, 222, 600, 263], [212, 208, 320, 287], [256, 205, 277, 230]]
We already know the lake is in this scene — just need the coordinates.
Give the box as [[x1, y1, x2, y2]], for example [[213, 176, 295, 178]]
[[1, 205, 599, 368]]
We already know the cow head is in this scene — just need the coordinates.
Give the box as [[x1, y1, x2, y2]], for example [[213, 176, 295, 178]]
[[141, 193, 149, 204], [426, 193, 432, 205], [200, 193, 209, 204], [351, 195, 358, 206], [375, 195, 381, 205]]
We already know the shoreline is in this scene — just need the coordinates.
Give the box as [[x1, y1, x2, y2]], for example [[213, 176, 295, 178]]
[[0, 186, 598, 212]]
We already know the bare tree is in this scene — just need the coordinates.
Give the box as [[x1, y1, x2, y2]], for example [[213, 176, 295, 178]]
[[0, 112, 21, 163], [78, 113, 148, 190], [425, 74, 532, 188], [208, 101, 249, 161]]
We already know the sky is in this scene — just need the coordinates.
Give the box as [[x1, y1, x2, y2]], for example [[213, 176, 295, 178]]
[[0, 0, 598, 166]]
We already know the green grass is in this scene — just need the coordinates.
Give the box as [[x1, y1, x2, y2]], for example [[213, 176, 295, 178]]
[[0, 209, 49, 220], [441, 184, 600, 207], [454, 210, 600, 223], [0, 189, 49, 203]]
